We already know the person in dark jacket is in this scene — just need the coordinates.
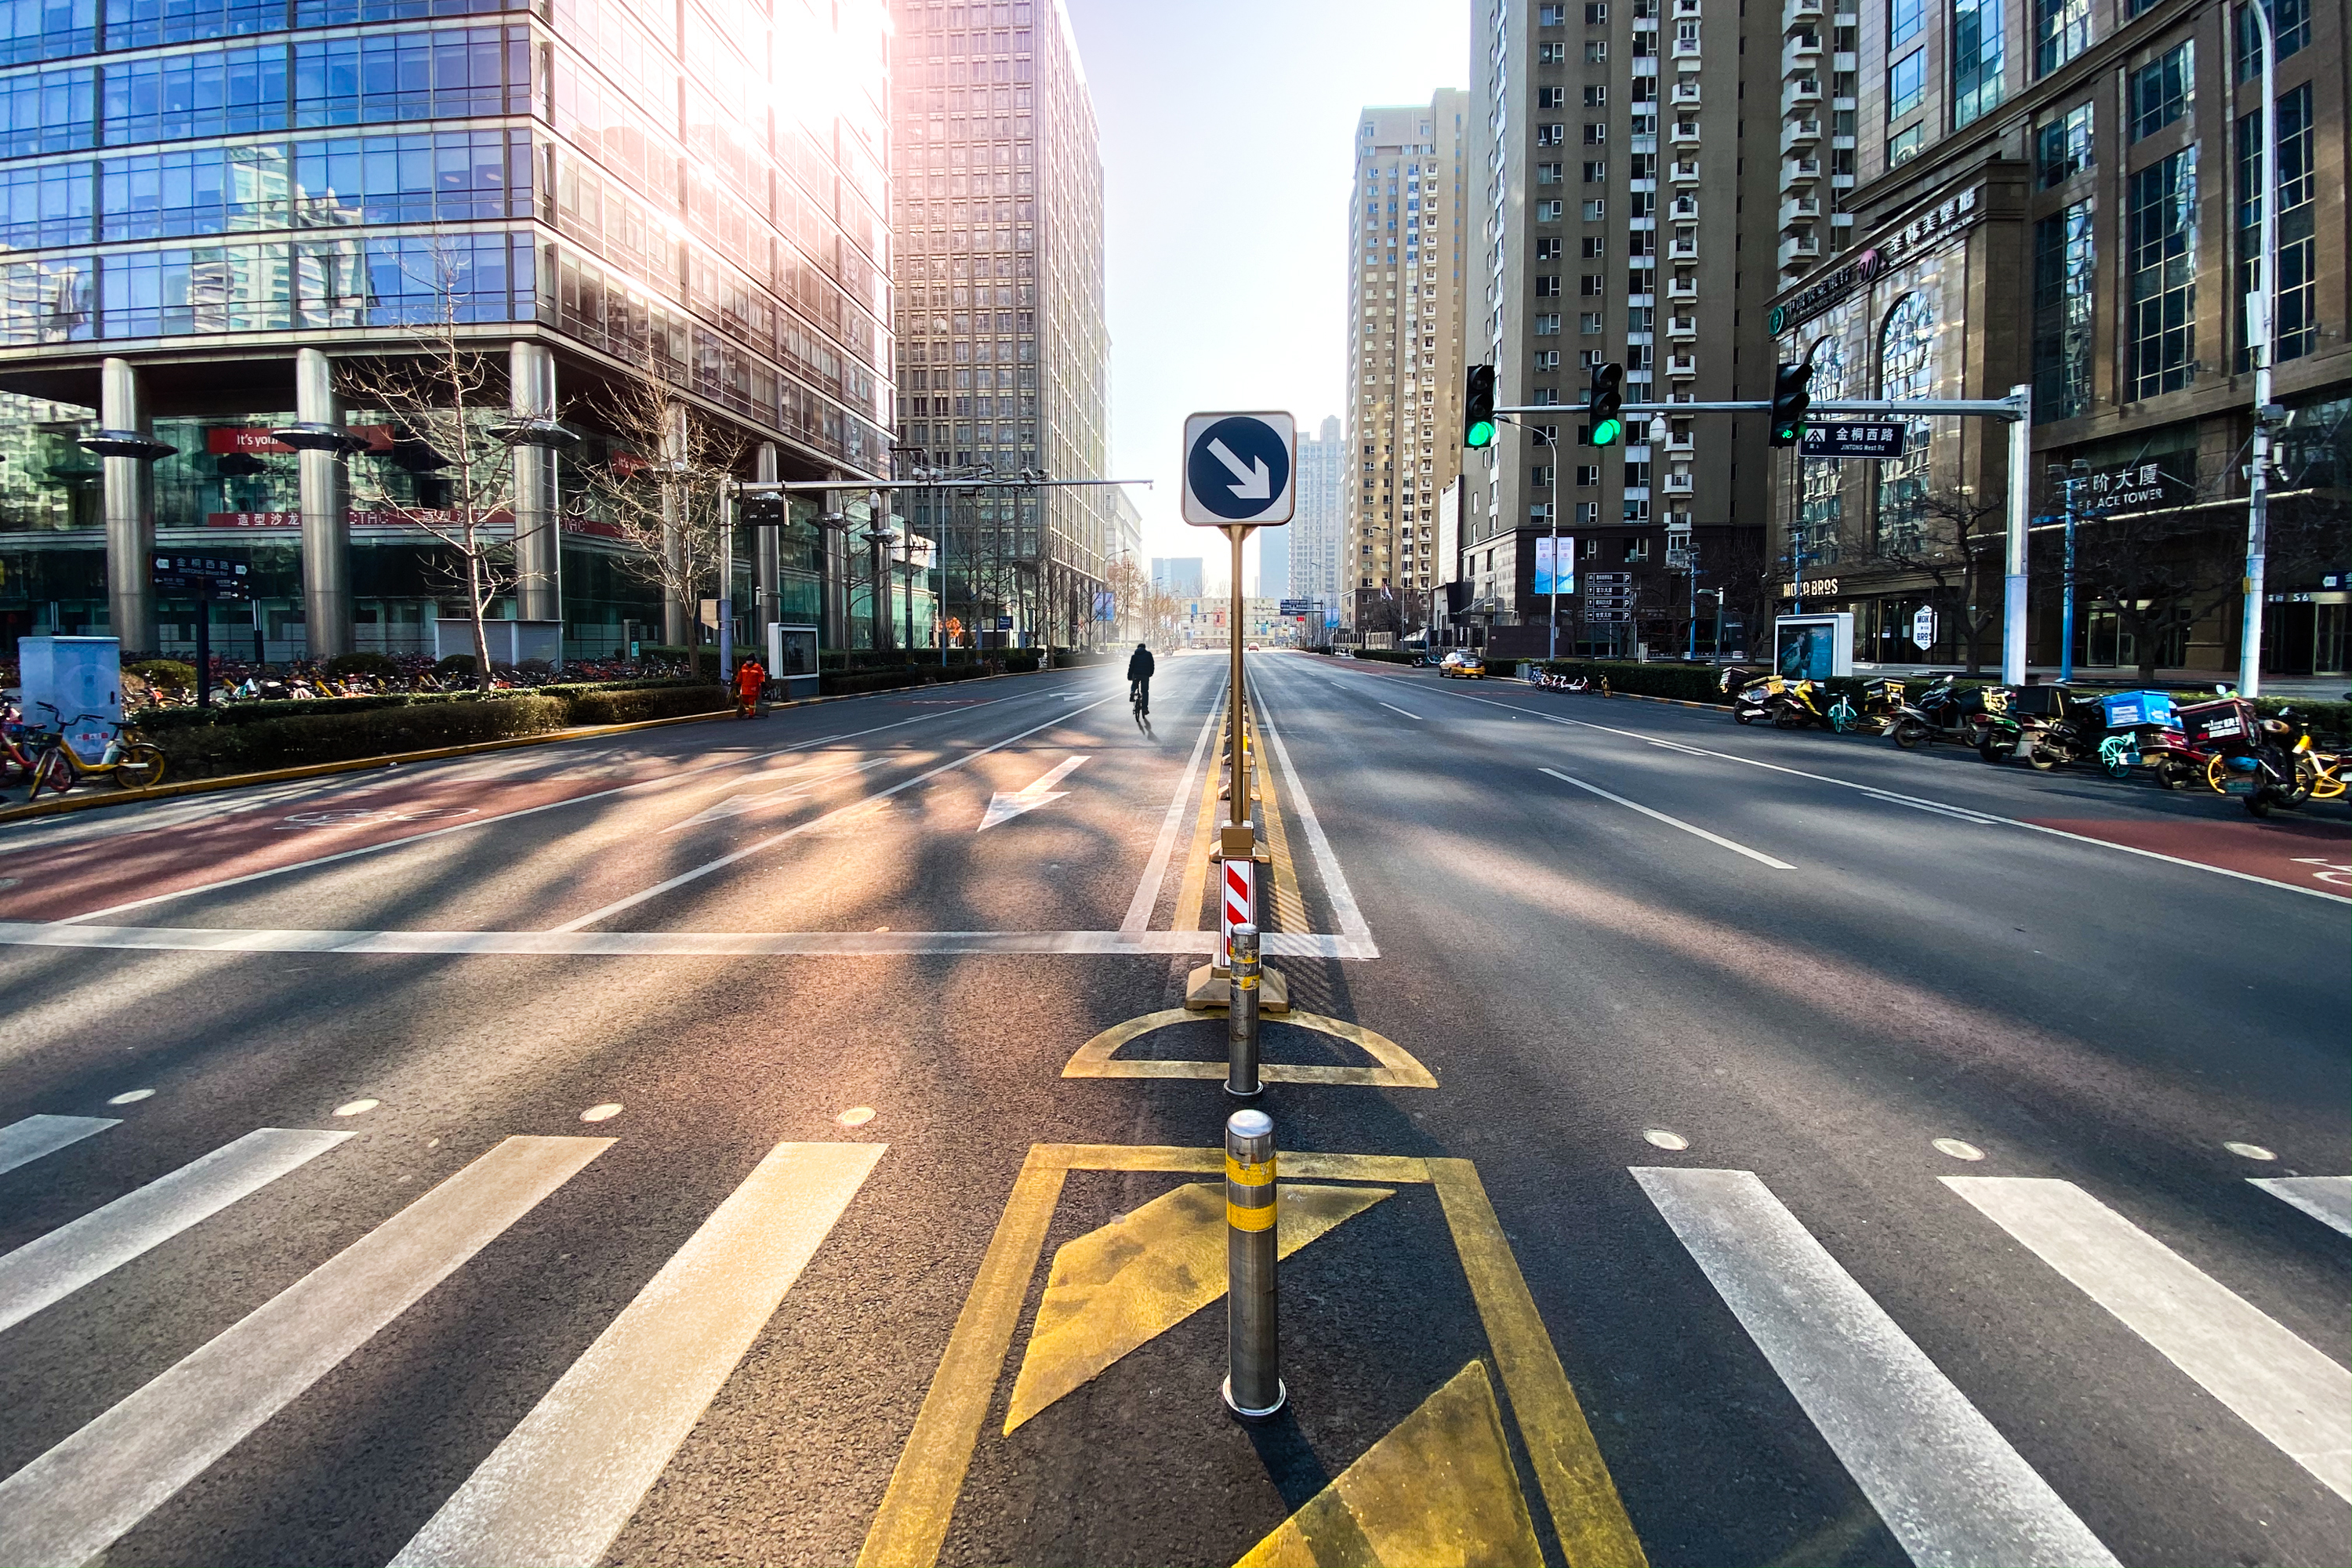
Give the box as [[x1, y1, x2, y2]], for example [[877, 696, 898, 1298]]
[[1126, 642, 1155, 715]]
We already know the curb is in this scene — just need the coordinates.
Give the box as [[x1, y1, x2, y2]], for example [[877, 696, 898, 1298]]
[[0, 662, 1100, 826], [1323, 655, 1733, 713]]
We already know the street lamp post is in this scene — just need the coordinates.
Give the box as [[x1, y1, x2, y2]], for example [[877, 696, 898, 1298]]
[[2238, 0, 2279, 697], [2053, 459, 2087, 684]]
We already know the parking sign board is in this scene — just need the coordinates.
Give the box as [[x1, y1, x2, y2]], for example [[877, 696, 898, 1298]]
[[1181, 412, 1295, 526]]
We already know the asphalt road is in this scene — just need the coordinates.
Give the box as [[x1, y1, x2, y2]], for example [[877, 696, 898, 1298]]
[[0, 651, 2343, 1568]]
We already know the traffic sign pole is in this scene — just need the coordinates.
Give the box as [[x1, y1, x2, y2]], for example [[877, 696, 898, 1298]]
[[194, 579, 210, 708]]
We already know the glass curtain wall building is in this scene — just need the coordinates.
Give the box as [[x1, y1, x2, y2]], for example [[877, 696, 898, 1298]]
[[887, 0, 1109, 651], [0, 0, 898, 661]]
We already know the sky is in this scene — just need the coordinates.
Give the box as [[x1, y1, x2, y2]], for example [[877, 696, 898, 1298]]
[[1060, 0, 1471, 594]]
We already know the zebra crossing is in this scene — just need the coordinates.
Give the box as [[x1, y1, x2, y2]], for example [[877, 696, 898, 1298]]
[[0, 1115, 887, 1568], [0, 1111, 2342, 1566]]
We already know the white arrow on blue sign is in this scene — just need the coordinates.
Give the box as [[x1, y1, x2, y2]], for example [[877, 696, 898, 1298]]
[[1181, 411, 1295, 526]]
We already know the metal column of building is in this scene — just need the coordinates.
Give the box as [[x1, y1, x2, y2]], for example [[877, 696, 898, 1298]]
[[660, 403, 690, 647], [822, 477, 851, 652], [93, 358, 160, 653], [506, 340, 564, 624], [753, 441, 780, 635], [295, 347, 353, 659]]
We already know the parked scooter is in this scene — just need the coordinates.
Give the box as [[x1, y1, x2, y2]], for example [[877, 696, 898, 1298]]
[[1977, 684, 2103, 770], [1887, 675, 2002, 750], [1722, 666, 1835, 729], [1826, 677, 1907, 735]]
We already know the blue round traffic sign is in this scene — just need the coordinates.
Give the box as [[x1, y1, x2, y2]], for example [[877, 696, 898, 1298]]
[[1185, 416, 1291, 521]]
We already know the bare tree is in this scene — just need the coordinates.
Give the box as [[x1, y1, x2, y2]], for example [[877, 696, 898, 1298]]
[[577, 373, 746, 679], [341, 249, 532, 686], [1861, 482, 2006, 673]]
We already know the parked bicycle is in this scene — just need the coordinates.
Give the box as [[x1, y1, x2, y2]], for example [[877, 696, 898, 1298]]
[[24, 706, 167, 797]]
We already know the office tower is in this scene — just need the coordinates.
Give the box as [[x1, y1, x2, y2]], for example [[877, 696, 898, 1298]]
[[891, 0, 1111, 650], [1344, 91, 1468, 635], [1766, 0, 2349, 677], [1255, 522, 1290, 605], [1291, 413, 1345, 606], [1152, 557, 1204, 597], [0, 0, 898, 660], [1464, 0, 1780, 658]]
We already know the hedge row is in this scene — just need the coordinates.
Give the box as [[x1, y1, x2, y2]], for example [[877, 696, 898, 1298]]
[[138, 677, 712, 735], [146, 684, 731, 778]]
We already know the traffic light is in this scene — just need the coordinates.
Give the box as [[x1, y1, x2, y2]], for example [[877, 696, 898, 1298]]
[[1584, 362, 1624, 447], [1463, 365, 1497, 448], [1769, 360, 1814, 447]]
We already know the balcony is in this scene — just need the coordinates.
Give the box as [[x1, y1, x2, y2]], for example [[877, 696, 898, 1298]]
[[1782, 78, 1820, 113], [1665, 276, 1699, 300], [1671, 35, 1702, 56], [1779, 233, 1822, 267], [1670, 121, 1702, 146], [1667, 238, 1698, 261], [1670, 159, 1701, 183], [1665, 430, 1697, 453], [1666, 314, 1698, 339], [1784, 154, 1821, 182], [1779, 193, 1820, 224], [1671, 79, 1702, 104], [1668, 194, 1698, 219], [1667, 353, 1698, 377], [1664, 471, 1696, 495], [1782, 35, 1822, 73], [1784, 0, 1823, 20], [1780, 118, 1821, 154]]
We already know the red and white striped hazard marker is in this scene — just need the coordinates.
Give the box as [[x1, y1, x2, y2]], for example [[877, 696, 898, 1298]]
[[1221, 855, 1255, 966]]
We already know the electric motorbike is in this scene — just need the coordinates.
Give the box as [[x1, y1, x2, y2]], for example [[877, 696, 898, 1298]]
[[1889, 677, 2004, 750], [1977, 684, 2102, 770]]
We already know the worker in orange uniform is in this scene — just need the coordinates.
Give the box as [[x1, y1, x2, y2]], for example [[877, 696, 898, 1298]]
[[734, 654, 768, 718]]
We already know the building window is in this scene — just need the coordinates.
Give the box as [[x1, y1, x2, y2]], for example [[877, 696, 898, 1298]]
[[1583, 159, 1607, 181], [1951, 0, 2005, 126], [2036, 103, 2092, 187], [1584, 123, 1606, 144], [1538, 123, 1566, 145], [1585, 39, 1609, 61], [1623, 531, 1650, 553], [2126, 147, 2197, 398], [2033, 0, 2089, 76], [1577, 466, 1600, 486], [1798, 340, 1846, 566], [1582, 198, 1606, 220], [1580, 310, 1602, 332], [1539, 86, 1566, 108], [2032, 201, 2095, 420], [2233, 0, 2309, 82], [1584, 85, 1607, 107], [1582, 235, 1606, 256], [1876, 294, 1934, 551], [1887, 124, 1925, 165], [2237, 84, 2316, 367], [1537, 237, 1563, 259], [1537, 199, 1564, 220], [2127, 42, 2191, 142], [1581, 273, 1605, 294], [1890, 0, 1923, 45], [1537, 162, 1564, 183], [1888, 51, 1925, 117], [1536, 274, 1562, 296], [1534, 312, 1563, 334]]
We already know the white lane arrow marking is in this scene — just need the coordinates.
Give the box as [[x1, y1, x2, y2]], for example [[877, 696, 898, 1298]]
[[664, 789, 808, 833], [978, 755, 1088, 831], [1207, 438, 1272, 500]]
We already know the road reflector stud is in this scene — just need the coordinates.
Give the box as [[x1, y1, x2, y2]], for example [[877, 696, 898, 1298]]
[[1225, 1109, 1284, 1421]]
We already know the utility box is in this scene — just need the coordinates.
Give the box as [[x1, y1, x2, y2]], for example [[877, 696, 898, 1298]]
[[766, 623, 819, 699], [434, 619, 563, 668], [17, 636, 121, 760], [1773, 612, 1854, 680]]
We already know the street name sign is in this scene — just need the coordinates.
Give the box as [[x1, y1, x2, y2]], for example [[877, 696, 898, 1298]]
[[1182, 412, 1295, 526], [1798, 422, 1908, 459], [152, 554, 252, 600], [1279, 598, 1312, 615]]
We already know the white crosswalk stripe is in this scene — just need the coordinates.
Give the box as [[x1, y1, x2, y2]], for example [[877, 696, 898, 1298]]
[[0, 1134, 611, 1566], [393, 1140, 886, 1567], [2251, 1174, 2352, 1239], [1947, 1175, 2352, 1505], [1635, 1167, 2119, 1568], [0, 1114, 118, 1176], [0, 1127, 351, 1335]]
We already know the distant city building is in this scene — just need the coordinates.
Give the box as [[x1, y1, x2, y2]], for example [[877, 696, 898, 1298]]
[[1291, 414, 1345, 606], [0, 0, 899, 661], [1345, 93, 1468, 635], [890, 0, 1112, 650], [1152, 557, 1204, 597], [1254, 524, 1290, 604], [1465, 0, 1779, 658], [1766, 0, 2350, 678]]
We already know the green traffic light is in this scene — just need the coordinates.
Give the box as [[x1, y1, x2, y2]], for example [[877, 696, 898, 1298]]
[[1466, 419, 1496, 448], [1591, 417, 1623, 447]]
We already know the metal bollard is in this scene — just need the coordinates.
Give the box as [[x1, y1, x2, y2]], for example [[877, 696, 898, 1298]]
[[1223, 1109, 1284, 1420], [1226, 923, 1261, 1098]]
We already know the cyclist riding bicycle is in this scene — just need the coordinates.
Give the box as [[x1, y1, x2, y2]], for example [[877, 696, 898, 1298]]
[[1127, 641, 1155, 717]]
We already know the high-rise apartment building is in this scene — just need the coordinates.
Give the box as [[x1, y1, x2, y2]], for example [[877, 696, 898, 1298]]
[[1254, 520, 1290, 603], [1344, 92, 1468, 636], [0, 0, 898, 660], [1766, 0, 2348, 678], [1290, 413, 1345, 604], [1151, 557, 1203, 597], [890, 0, 1110, 649], [1463, 0, 1780, 657]]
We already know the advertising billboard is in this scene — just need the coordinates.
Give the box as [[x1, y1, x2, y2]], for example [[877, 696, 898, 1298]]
[[1532, 535, 1576, 598]]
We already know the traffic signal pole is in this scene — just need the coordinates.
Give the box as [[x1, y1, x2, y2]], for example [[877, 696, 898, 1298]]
[[1493, 389, 2034, 682]]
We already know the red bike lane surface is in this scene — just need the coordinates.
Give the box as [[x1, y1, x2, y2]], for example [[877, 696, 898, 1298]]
[[2027, 813, 2352, 895], [0, 770, 669, 924]]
